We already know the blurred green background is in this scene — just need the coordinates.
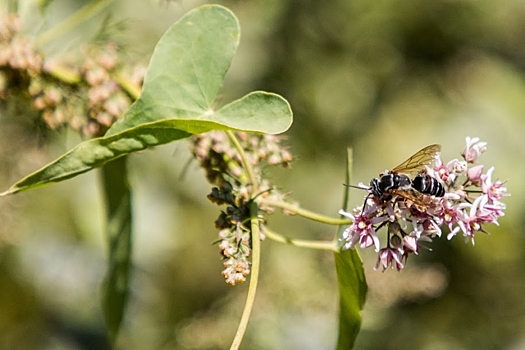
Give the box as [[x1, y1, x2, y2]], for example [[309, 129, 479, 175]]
[[1, 0, 524, 349]]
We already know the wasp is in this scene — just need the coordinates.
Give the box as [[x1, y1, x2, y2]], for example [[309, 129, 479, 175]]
[[368, 144, 445, 208]]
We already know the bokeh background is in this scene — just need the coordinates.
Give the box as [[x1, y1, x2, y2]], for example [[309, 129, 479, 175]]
[[0, 0, 524, 349]]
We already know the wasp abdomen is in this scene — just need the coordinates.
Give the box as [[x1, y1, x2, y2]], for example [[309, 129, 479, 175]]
[[412, 174, 445, 197]]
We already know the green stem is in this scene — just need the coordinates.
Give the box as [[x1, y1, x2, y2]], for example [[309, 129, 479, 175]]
[[230, 201, 261, 350], [36, 0, 115, 47], [45, 63, 82, 84], [259, 198, 351, 226], [226, 131, 259, 194], [44, 64, 142, 101], [114, 72, 141, 100], [264, 227, 339, 252]]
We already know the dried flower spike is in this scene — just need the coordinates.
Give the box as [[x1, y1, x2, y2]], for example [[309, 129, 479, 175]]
[[0, 14, 145, 138], [190, 131, 294, 284]]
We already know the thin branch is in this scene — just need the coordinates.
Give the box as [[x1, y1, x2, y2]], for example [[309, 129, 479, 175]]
[[114, 71, 141, 100], [230, 201, 261, 350], [263, 227, 339, 252], [225, 131, 259, 194], [45, 63, 82, 84], [259, 198, 351, 226]]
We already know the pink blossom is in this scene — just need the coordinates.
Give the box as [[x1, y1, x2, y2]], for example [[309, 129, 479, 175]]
[[442, 201, 463, 240], [448, 159, 468, 176], [462, 137, 487, 163], [433, 157, 451, 182], [467, 165, 484, 185], [339, 210, 384, 251], [421, 219, 442, 237], [455, 196, 489, 244], [375, 247, 404, 271], [481, 167, 509, 203], [403, 234, 419, 253]]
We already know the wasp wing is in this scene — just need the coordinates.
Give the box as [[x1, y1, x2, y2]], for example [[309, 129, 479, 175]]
[[391, 144, 441, 174], [390, 187, 442, 212]]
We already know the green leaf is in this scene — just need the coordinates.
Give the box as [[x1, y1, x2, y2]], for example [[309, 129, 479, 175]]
[[1, 124, 191, 195], [333, 148, 367, 350], [334, 249, 367, 350], [1, 4, 292, 196], [106, 3, 241, 134], [100, 156, 132, 344], [106, 4, 292, 136]]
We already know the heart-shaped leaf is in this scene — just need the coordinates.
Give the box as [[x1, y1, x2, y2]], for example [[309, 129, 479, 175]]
[[107, 3, 242, 134], [1, 4, 292, 196]]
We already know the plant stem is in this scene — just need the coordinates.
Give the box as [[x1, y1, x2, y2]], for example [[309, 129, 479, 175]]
[[227, 131, 263, 349], [226, 131, 259, 194], [115, 72, 141, 100], [45, 63, 82, 84], [259, 198, 351, 226], [263, 227, 339, 252], [230, 201, 261, 350], [43, 63, 142, 101]]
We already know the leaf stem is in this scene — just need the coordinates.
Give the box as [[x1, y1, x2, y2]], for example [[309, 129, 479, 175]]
[[114, 71, 141, 100], [263, 227, 339, 252], [45, 63, 82, 84], [230, 201, 261, 350], [226, 131, 259, 194], [42, 63, 142, 101], [259, 198, 351, 225]]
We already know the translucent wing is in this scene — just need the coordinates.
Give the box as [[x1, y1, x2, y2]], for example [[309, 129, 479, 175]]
[[391, 188, 442, 212], [391, 144, 441, 174]]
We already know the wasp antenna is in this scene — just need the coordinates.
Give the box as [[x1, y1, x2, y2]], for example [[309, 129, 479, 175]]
[[343, 183, 366, 190]]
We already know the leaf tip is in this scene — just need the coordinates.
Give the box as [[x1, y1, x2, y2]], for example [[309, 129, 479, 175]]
[[0, 188, 15, 196]]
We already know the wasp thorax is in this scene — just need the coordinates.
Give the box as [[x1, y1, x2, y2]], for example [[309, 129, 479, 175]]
[[370, 173, 412, 199]]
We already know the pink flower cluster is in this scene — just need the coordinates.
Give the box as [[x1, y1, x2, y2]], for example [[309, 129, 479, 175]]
[[339, 137, 508, 271]]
